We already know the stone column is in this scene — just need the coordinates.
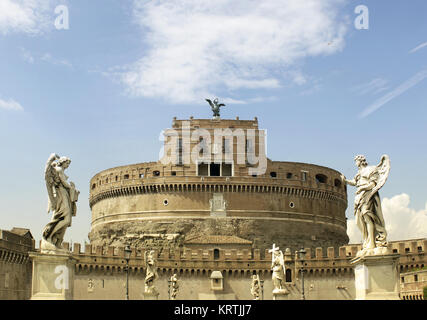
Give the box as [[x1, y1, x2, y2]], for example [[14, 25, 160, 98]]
[[29, 251, 77, 300], [351, 254, 400, 300]]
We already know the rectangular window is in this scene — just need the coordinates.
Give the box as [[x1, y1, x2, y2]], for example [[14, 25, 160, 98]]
[[222, 163, 232, 176], [210, 163, 221, 176], [177, 138, 183, 165], [198, 163, 208, 176], [199, 137, 206, 154], [301, 171, 308, 182]]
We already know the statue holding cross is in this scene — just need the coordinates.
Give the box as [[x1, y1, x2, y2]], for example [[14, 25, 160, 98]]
[[269, 243, 287, 294]]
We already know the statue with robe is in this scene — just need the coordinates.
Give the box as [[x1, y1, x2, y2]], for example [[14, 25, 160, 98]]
[[41, 153, 79, 253], [342, 154, 391, 257]]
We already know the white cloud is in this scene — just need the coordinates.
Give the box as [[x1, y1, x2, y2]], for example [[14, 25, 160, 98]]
[[41, 53, 73, 68], [409, 41, 427, 54], [20, 47, 34, 63], [352, 77, 389, 96], [359, 69, 427, 118], [119, 0, 348, 103], [0, 0, 58, 35], [347, 193, 427, 243], [20, 49, 72, 68], [0, 98, 24, 111]]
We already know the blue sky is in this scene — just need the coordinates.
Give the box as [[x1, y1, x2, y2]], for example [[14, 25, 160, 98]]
[[0, 0, 426, 245]]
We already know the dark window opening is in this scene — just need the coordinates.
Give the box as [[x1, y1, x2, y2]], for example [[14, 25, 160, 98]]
[[286, 172, 293, 179], [139, 173, 144, 178], [171, 171, 176, 176], [414, 275, 418, 282], [417, 246, 422, 252], [405, 248, 410, 253], [198, 163, 209, 176], [115, 176, 118, 181], [285, 269, 292, 282], [124, 174, 129, 180], [214, 249, 220, 260], [393, 249, 398, 253], [153, 170, 160, 177], [334, 178, 342, 188], [91, 184, 96, 190], [270, 172, 277, 178], [210, 164, 220, 176], [176, 138, 183, 165], [315, 174, 327, 184], [222, 164, 232, 176]]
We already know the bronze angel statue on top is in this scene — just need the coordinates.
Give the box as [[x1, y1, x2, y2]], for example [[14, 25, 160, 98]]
[[41, 153, 79, 253], [205, 98, 225, 118], [342, 155, 391, 258]]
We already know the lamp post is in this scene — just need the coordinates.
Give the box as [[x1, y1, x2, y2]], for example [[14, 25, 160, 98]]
[[124, 245, 132, 300], [298, 248, 306, 300], [260, 279, 264, 300]]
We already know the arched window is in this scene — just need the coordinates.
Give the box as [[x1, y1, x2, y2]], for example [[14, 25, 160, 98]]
[[334, 178, 341, 188], [213, 249, 220, 260], [315, 174, 327, 184]]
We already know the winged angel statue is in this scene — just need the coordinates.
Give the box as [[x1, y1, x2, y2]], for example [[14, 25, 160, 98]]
[[205, 98, 225, 118], [342, 155, 391, 257], [41, 153, 79, 253]]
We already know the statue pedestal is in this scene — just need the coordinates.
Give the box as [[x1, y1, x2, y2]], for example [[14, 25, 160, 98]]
[[273, 289, 290, 300], [29, 251, 77, 300], [351, 253, 400, 300], [143, 291, 159, 300]]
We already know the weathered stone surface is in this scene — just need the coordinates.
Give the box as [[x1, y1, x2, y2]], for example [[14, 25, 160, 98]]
[[29, 251, 77, 300], [351, 253, 400, 300]]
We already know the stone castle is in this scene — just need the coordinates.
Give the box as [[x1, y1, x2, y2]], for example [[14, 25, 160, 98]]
[[1, 115, 426, 299], [88, 116, 348, 253]]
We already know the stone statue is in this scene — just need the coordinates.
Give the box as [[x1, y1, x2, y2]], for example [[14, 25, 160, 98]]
[[342, 154, 391, 257], [269, 244, 287, 293], [144, 250, 158, 294], [250, 274, 261, 300], [205, 98, 225, 118], [170, 273, 179, 300], [41, 153, 79, 253]]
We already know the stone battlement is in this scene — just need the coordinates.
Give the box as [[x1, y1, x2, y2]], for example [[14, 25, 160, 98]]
[[35, 238, 426, 276]]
